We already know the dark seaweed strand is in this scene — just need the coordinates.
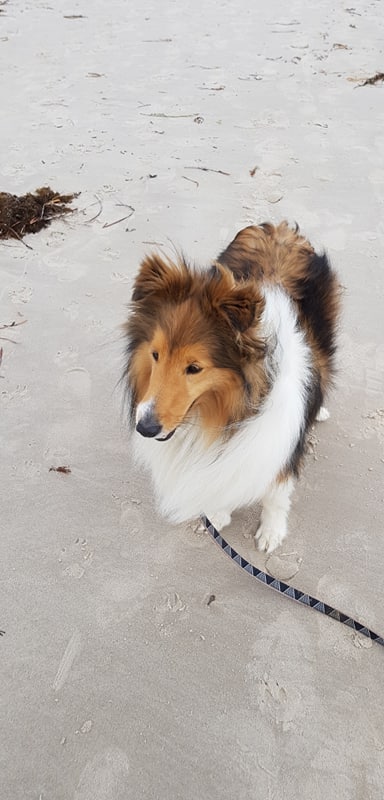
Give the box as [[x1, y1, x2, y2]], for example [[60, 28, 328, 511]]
[[201, 515, 384, 648]]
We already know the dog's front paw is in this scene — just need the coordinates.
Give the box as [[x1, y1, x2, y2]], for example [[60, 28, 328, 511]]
[[208, 511, 232, 531], [255, 524, 284, 554]]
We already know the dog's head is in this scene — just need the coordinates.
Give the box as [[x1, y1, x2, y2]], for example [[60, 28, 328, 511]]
[[124, 254, 265, 441]]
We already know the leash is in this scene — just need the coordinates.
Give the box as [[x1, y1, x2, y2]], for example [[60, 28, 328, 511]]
[[201, 514, 384, 649]]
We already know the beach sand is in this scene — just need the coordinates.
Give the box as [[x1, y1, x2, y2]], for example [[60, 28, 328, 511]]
[[1, 0, 384, 797]]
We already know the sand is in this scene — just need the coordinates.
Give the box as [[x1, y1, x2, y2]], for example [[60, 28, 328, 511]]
[[1, 0, 384, 798]]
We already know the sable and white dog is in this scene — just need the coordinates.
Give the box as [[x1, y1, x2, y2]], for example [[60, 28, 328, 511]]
[[124, 223, 339, 553]]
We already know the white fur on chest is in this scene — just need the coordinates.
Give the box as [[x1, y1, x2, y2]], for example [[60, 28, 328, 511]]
[[133, 288, 312, 522]]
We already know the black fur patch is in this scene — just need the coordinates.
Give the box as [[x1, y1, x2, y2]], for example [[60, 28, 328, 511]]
[[287, 375, 324, 477], [298, 251, 338, 366]]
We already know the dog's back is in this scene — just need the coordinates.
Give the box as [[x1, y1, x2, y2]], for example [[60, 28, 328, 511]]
[[218, 222, 340, 400]]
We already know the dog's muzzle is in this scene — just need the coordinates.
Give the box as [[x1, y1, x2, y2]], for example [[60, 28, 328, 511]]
[[135, 401, 176, 441], [136, 416, 162, 438], [135, 416, 175, 442]]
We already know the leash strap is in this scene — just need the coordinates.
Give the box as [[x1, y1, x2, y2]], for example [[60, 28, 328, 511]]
[[201, 514, 384, 649]]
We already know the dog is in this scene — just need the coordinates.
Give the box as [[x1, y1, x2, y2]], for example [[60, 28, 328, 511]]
[[124, 222, 340, 553]]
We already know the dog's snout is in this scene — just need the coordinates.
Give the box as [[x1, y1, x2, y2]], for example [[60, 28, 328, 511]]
[[136, 416, 162, 438]]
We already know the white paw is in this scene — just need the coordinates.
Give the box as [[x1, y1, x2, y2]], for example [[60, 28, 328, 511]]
[[208, 511, 232, 531], [255, 524, 284, 554], [316, 406, 330, 422]]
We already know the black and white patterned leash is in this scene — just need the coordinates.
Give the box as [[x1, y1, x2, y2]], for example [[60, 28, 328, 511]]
[[201, 514, 384, 649]]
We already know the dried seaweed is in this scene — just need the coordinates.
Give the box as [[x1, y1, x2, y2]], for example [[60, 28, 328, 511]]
[[0, 187, 79, 241]]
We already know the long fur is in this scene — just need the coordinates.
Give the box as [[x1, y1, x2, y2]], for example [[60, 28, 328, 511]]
[[124, 222, 340, 551]]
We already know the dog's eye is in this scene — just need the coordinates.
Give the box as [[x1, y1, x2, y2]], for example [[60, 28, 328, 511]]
[[185, 364, 202, 375], [152, 351, 159, 362]]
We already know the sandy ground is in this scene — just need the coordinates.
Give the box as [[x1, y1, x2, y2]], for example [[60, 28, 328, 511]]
[[1, 0, 384, 797]]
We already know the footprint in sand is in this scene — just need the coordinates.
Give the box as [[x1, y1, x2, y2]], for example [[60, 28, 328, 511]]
[[59, 368, 92, 406], [10, 286, 33, 304], [119, 503, 144, 559], [54, 346, 79, 367], [62, 300, 80, 320], [41, 247, 89, 282], [74, 748, 130, 800]]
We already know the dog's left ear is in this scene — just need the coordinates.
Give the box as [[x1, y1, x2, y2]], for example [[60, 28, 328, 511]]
[[132, 254, 192, 303], [206, 265, 261, 333], [132, 254, 171, 302]]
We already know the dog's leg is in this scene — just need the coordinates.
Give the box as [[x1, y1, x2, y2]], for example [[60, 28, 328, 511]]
[[255, 477, 294, 553]]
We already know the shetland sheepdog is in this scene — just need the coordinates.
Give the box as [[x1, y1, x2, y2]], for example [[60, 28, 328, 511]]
[[124, 222, 340, 553]]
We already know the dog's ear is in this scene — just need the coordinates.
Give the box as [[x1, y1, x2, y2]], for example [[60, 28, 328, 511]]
[[132, 254, 192, 303], [132, 255, 171, 301], [205, 264, 260, 333]]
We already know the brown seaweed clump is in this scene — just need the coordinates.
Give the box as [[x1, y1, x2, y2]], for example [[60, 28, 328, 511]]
[[0, 187, 79, 241]]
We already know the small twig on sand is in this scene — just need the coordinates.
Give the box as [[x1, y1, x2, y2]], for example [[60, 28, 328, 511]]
[[356, 72, 384, 87], [188, 64, 220, 70], [140, 112, 200, 118], [0, 318, 27, 344], [102, 206, 135, 229], [0, 319, 27, 330], [49, 465, 72, 474], [82, 195, 103, 224], [182, 175, 199, 187], [184, 166, 230, 176]]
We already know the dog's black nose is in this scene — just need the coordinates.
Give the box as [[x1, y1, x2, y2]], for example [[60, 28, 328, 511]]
[[136, 417, 162, 438]]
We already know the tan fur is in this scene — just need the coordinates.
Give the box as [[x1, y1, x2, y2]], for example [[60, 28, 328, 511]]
[[217, 222, 314, 289], [130, 323, 248, 442]]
